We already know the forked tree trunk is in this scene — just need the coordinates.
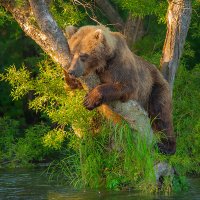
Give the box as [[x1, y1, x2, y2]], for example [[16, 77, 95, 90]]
[[160, 0, 192, 91]]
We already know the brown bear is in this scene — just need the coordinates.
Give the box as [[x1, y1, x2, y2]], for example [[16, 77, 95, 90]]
[[65, 25, 176, 155]]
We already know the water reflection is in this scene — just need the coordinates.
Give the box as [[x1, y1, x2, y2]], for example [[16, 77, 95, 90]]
[[0, 168, 199, 200]]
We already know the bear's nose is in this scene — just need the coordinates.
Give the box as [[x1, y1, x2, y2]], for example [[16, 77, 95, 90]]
[[68, 69, 76, 77]]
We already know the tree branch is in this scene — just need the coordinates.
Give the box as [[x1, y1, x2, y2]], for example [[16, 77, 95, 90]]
[[29, 0, 71, 70]]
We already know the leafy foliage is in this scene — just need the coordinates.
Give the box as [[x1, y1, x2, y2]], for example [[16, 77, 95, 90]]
[[14, 124, 51, 166], [114, 0, 167, 23], [0, 65, 34, 100], [1, 59, 97, 130], [182, 0, 200, 69], [0, 6, 13, 26], [0, 117, 54, 167], [170, 65, 200, 175], [0, 117, 20, 165], [50, 0, 86, 28]]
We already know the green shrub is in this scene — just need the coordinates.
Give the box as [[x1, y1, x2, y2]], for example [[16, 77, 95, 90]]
[[0, 117, 20, 165], [14, 124, 51, 166], [0, 116, 60, 168], [170, 64, 200, 175]]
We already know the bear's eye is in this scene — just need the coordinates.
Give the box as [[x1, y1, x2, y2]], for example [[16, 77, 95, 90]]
[[79, 53, 89, 62]]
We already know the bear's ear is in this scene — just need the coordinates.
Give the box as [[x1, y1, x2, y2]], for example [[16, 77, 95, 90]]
[[64, 25, 78, 39], [94, 29, 104, 40]]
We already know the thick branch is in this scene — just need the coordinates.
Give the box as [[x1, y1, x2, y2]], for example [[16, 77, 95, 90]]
[[1, 0, 81, 88], [29, 0, 71, 70], [0, 0, 152, 139], [160, 0, 192, 90]]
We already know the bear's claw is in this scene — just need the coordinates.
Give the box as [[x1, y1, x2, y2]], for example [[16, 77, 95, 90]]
[[83, 91, 103, 110], [157, 142, 176, 155]]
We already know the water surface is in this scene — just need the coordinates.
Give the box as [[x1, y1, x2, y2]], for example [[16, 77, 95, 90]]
[[0, 168, 200, 200]]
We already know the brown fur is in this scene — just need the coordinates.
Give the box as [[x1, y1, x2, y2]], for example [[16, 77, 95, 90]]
[[66, 25, 176, 155]]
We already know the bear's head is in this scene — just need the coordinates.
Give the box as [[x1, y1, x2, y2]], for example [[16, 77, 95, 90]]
[[66, 26, 116, 78]]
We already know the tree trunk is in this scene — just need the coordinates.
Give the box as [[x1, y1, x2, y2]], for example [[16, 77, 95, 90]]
[[124, 15, 144, 47], [95, 0, 125, 31], [160, 0, 192, 91], [95, 0, 144, 47]]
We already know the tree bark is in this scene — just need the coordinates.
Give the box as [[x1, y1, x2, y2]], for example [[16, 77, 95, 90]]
[[95, 0, 125, 31], [28, 0, 71, 70], [124, 15, 144, 47], [0, 0, 153, 139], [95, 0, 144, 47], [160, 0, 192, 91]]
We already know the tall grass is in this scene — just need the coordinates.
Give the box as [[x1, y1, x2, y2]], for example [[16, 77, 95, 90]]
[[46, 121, 165, 192]]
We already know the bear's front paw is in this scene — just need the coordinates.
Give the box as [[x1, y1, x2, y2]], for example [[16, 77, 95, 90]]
[[157, 141, 176, 155], [83, 89, 103, 110]]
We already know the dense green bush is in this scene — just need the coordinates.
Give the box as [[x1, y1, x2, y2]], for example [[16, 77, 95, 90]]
[[171, 65, 200, 175], [0, 117, 53, 167], [114, 0, 167, 23], [0, 117, 20, 166]]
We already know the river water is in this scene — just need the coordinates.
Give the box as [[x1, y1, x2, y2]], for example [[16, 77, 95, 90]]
[[0, 168, 200, 200]]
